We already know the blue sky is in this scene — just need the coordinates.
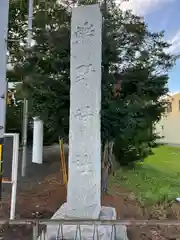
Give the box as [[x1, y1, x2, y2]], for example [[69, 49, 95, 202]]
[[121, 0, 180, 93]]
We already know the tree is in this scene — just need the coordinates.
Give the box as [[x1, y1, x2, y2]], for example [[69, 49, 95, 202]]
[[100, 2, 174, 165], [8, 0, 71, 143], [8, 0, 175, 163]]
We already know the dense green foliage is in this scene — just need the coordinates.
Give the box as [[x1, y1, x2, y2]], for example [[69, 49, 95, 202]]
[[8, 0, 175, 164]]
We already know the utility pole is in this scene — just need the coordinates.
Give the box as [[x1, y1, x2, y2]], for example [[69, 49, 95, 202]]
[[21, 0, 34, 177], [0, 0, 9, 199]]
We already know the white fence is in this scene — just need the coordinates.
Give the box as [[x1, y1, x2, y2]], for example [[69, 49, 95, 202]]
[[3, 133, 19, 220]]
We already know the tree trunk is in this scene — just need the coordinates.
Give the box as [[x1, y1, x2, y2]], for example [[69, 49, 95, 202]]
[[102, 140, 114, 174]]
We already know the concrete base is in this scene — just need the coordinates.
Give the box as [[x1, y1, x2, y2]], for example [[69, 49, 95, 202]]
[[44, 203, 129, 240], [54, 202, 101, 219]]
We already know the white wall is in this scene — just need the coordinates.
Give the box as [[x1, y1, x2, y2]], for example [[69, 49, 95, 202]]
[[155, 116, 180, 144]]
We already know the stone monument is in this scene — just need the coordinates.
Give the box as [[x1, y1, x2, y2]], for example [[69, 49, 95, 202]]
[[45, 4, 128, 240], [66, 4, 102, 219]]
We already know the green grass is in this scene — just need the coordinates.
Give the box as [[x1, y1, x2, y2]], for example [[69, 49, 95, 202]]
[[110, 145, 180, 205]]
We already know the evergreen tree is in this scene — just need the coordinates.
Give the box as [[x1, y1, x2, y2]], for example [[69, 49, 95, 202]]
[[8, 0, 175, 164]]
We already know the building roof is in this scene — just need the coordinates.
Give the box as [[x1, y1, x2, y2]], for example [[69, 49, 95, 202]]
[[8, 82, 22, 89]]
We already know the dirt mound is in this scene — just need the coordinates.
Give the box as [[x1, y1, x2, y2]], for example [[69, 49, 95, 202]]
[[1, 171, 180, 239]]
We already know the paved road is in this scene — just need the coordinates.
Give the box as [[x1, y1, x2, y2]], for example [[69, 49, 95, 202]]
[[2, 144, 68, 199], [156, 140, 180, 148], [166, 143, 180, 148], [18, 144, 68, 180], [157, 141, 180, 148]]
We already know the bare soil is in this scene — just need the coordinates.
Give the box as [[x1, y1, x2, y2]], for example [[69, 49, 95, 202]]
[[0, 171, 180, 239]]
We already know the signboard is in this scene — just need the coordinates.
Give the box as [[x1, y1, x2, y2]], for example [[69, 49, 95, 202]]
[[2, 135, 13, 180]]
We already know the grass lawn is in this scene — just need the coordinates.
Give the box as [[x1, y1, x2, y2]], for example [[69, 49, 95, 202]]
[[110, 145, 180, 205]]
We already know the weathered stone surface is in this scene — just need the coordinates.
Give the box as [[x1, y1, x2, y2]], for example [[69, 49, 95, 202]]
[[51, 202, 100, 220], [67, 4, 102, 216], [45, 206, 128, 240], [99, 206, 117, 220], [115, 225, 129, 240]]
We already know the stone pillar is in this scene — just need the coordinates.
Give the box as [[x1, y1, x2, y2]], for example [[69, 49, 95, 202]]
[[44, 4, 128, 240], [66, 4, 102, 219]]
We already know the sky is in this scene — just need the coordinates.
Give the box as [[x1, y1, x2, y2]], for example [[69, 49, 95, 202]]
[[120, 0, 180, 93]]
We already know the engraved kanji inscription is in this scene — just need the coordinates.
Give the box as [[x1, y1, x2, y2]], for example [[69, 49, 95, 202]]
[[72, 21, 95, 44], [74, 105, 94, 120], [76, 64, 96, 83]]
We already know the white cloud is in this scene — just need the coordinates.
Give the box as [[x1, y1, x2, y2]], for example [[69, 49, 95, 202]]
[[118, 0, 174, 16], [168, 30, 180, 54], [118, 0, 180, 54]]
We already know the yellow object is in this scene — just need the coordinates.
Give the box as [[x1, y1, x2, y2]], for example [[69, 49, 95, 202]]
[[59, 139, 68, 185], [0, 144, 3, 175], [7, 91, 13, 105]]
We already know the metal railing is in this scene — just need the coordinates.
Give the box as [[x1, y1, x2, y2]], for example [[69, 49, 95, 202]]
[[1, 219, 180, 240]]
